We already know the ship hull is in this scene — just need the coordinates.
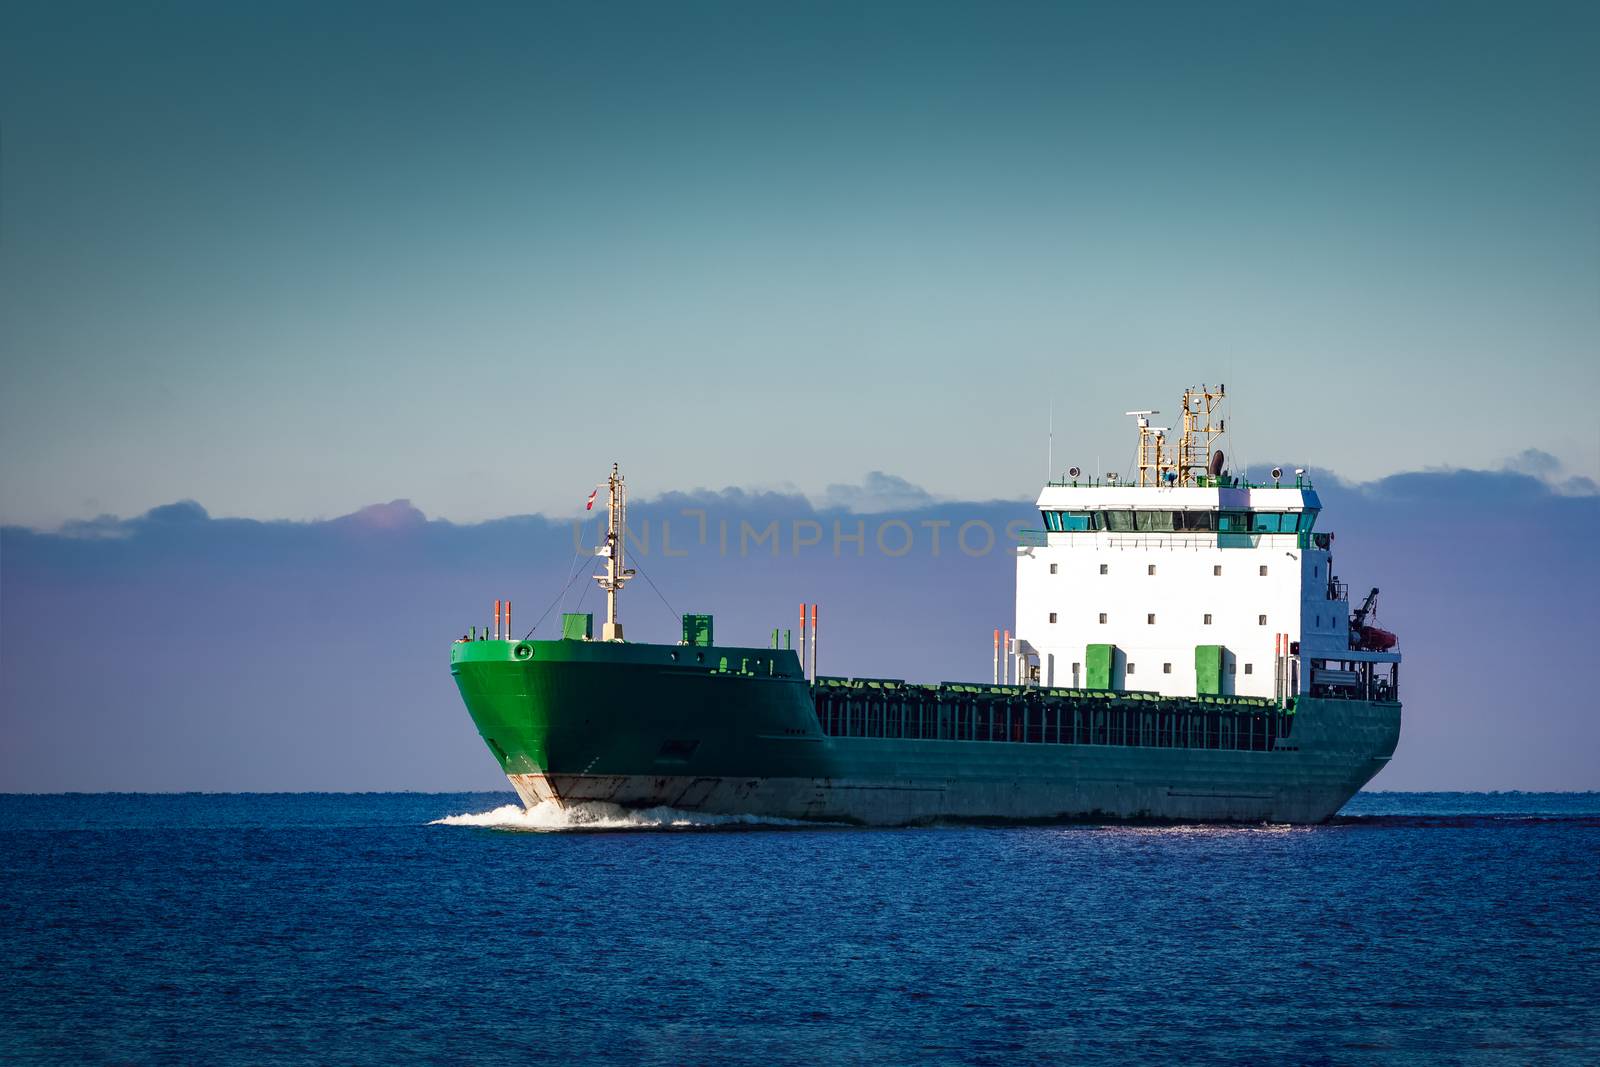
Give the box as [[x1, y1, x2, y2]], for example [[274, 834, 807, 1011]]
[[452, 639, 1400, 825], [506, 767, 1373, 825]]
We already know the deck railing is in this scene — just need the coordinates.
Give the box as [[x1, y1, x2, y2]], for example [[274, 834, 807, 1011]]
[[810, 682, 1300, 753]]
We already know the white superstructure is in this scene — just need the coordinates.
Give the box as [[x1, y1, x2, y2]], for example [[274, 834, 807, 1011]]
[[1010, 387, 1399, 702]]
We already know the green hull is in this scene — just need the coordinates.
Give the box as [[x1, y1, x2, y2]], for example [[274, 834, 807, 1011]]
[[451, 638, 1400, 824]]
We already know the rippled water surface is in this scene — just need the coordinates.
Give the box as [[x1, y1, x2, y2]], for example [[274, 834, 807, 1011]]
[[3, 792, 1597, 1065]]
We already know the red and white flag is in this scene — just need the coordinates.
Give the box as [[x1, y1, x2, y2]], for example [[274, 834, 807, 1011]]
[[585, 489, 598, 511]]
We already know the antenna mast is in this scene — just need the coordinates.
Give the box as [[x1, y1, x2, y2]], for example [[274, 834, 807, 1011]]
[[1176, 383, 1226, 486], [594, 463, 635, 641], [1125, 411, 1171, 487]]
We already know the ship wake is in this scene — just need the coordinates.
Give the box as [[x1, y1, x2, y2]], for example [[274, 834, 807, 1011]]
[[430, 801, 825, 833]]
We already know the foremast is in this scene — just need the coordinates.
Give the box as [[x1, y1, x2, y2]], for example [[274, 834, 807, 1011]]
[[594, 463, 635, 641]]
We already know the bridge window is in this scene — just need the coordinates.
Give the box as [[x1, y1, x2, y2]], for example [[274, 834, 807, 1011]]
[[1099, 564, 1108, 575], [1203, 613, 1213, 625], [1090, 510, 1308, 534], [1098, 613, 1107, 624], [1049, 563, 1058, 574], [1103, 511, 1136, 532], [1244, 663, 1254, 675], [1044, 511, 1099, 531], [1251, 512, 1291, 533], [1048, 612, 1058, 623]]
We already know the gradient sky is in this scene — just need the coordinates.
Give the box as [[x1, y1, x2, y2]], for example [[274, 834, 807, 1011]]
[[2, 1, 1597, 526]]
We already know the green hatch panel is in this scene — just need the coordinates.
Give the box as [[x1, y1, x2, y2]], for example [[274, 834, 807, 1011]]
[[561, 613, 593, 640], [1195, 644, 1224, 696], [682, 614, 714, 647], [1085, 644, 1115, 690]]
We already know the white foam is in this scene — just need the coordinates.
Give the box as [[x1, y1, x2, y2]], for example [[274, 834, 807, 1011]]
[[429, 800, 820, 832]]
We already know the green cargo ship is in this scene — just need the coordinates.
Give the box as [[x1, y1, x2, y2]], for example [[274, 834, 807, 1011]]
[[452, 388, 1401, 824]]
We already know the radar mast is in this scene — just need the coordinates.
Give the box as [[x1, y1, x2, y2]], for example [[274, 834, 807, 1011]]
[[1177, 384, 1225, 486], [594, 464, 635, 640]]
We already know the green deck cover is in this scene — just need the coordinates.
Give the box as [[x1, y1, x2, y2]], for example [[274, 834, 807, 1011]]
[[1085, 644, 1115, 690], [1195, 644, 1224, 696], [682, 614, 714, 647], [561, 612, 593, 640]]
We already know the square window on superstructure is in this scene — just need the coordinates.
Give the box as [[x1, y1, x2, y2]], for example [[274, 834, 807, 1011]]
[[1147, 613, 1156, 625], [1147, 564, 1156, 575], [1244, 663, 1254, 675], [1258, 615, 1267, 626], [1099, 564, 1108, 575], [1259, 565, 1268, 576], [1213, 565, 1222, 576], [1163, 663, 1172, 674], [1228, 663, 1237, 674], [1128, 663, 1136, 675], [1203, 613, 1213, 625], [1048, 612, 1058, 623], [1098, 612, 1107, 624], [1049, 563, 1058, 574]]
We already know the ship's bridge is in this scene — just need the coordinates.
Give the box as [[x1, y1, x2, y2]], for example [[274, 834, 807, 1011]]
[[1034, 484, 1322, 534], [1015, 479, 1354, 701]]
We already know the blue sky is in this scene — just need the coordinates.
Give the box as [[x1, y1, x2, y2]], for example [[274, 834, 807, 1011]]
[[2, 1, 1597, 525]]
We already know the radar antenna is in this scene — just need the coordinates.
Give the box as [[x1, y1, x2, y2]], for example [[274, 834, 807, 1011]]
[[1124, 410, 1173, 487]]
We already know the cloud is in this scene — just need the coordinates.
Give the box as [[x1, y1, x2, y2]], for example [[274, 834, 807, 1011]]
[[333, 500, 428, 530], [1500, 449, 1599, 496], [2, 459, 1596, 792], [1504, 448, 1563, 478], [820, 471, 936, 513]]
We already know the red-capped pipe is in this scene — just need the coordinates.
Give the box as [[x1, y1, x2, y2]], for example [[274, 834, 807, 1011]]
[[810, 604, 818, 680]]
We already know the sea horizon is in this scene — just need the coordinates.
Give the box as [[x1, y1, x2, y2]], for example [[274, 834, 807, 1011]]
[[5, 787, 1596, 796]]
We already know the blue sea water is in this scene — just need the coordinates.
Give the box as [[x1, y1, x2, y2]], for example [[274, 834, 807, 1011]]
[[2, 792, 1597, 1065]]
